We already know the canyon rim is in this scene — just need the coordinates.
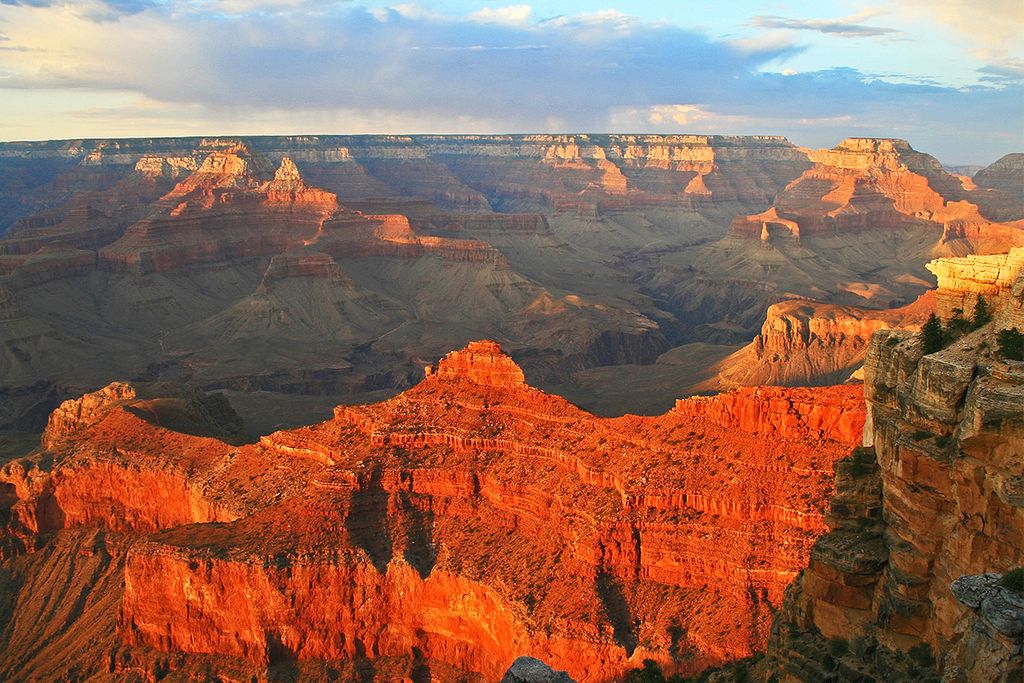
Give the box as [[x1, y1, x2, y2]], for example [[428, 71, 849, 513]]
[[0, 1, 1022, 682]]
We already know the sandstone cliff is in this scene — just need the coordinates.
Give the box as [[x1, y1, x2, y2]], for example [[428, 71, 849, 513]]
[[712, 292, 935, 388], [761, 249, 1024, 682], [0, 342, 866, 681], [728, 138, 1023, 256]]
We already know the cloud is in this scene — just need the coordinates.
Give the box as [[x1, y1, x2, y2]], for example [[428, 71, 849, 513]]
[[0, 2, 1018, 163], [750, 10, 900, 38], [0, 0, 160, 15], [469, 4, 531, 26], [897, 0, 1023, 49], [978, 58, 1024, 83]]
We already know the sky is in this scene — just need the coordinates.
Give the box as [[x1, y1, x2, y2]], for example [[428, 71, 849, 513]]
[[0, 1, 1021, 164]]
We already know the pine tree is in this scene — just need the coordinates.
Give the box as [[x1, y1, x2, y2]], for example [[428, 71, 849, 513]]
[[921, 313, 947, 354], [971, 295, 992, 330], [948, 307, 969, 334], [997, 327, 1024, 361]]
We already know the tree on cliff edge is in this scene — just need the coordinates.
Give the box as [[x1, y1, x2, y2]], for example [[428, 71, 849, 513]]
[[921, 313, 947, 354], [971, 295, 993, 330], [997, 327, 1024, 361]]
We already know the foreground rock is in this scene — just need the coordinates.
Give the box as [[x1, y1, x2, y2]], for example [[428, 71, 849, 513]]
[[0, 342, 865, 681], [762, 249, 1024, 682], [501, 656, 576, 683]]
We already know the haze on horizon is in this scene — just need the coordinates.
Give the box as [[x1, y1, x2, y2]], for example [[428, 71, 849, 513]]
[[0, 0, 1021, 165]]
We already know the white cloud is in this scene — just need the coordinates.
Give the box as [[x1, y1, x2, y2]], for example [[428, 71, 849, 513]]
[[896, 0, 1023, 49], [469, 4, 532, 27], [750, 9, 901, 38]]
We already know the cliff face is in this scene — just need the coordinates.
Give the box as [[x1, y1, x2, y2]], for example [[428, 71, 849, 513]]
[[712, 292, 935, 388], [646, 140, 1022, 350], [762, 250, 1024, 682], [926, 247, 1024, 327], [1, 134, 1020, 425], [727, 138, 1023, 258], [0, 342, 866, 681], [970, 153, 1024, 222], [0, 134, 809, 232]]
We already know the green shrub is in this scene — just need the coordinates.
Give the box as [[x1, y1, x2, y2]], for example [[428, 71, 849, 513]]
[[998, 567, 1024, 595], [908, 643, 935, 668], [625, 660, 666, 683], [971, 295, 992, 330], [997, 327, 1024, 361], [920, 314, 948, 354], [828, 637, 850, 658], [947, 308, 971, 334]]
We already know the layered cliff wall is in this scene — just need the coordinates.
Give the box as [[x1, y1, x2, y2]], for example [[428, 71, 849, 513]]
[[0, 341, 867, 681], [727, 138, 1024, 256], [712, 293, 936, 388], [762, 250, 1024, 682]]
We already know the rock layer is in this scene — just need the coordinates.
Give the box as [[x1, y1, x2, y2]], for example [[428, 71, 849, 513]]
[[762, 249, 1024, 682], [0, 343, 866, 681], [712, 292, 936, 388]]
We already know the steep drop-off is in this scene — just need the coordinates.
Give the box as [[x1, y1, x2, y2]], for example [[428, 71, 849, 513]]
[[762, 249, 1024, 682], [0, 342, 866, 681]]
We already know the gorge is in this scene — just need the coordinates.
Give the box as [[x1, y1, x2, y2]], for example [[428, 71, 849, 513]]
[[0, 135, 1021, 682]]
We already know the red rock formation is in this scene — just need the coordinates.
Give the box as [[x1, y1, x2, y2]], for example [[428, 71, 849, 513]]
[[99, 150, 341, 273], [41, 381, 137, 449], [712, 292, 936, 388], [728, 138, 1024, 255], [0, 344, 865, 681], [762, 249, 1024, 683]]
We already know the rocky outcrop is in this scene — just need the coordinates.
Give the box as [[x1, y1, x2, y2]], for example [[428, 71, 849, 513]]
[[427, 339, 527, 386], [1, 342, 866, 681], [41, 381, 137, 449], [762, 250, 1024, 682], [727, 138, 1024, 259], [926, 246, 1024, 327], [502, 656, 577, 683], [713, 293, 935, 388], [99, 151, 340, 273], [971, 153, 1024, 221], [947, 573, 1024, 678]]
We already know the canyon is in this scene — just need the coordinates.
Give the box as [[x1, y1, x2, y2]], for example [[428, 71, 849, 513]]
[[761, 248, 1024, 682], [1, 340, 865, 680], [0, 134, 1022, 681], [1, 135, 1021, 431]]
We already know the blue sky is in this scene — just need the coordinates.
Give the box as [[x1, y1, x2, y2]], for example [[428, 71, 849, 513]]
[[0, 1, 1020, 163]]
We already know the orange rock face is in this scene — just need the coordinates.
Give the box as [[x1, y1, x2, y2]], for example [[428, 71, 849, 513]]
[[712, 292, 936, 388], [1, 342, 865, 680], [728, 138, 1024, 255], [763, 250, 1024, 683]]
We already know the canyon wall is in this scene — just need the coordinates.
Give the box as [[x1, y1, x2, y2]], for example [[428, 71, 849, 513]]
[[762, 250, 1024, 682], [0, 341, 866, 681], [713, 293, 935, 388]]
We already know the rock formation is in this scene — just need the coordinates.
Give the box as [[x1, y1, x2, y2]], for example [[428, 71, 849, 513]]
[[970, 153, 1024, 221], [0, 342, 866, 681], [502, 656, 577, 683], [712, 292, 936, 388], [761, 249, 1024, 682], [647, 139, 1023, 347], [727, 138, 1023, 254], [0, 135, 1020, 425]]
